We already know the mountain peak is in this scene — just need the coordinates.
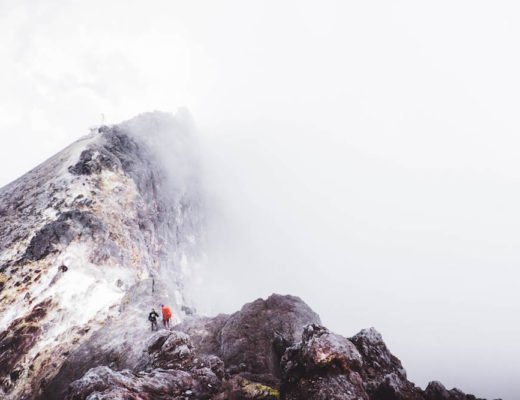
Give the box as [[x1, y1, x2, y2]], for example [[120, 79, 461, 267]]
[[0, 112, 203, 399]]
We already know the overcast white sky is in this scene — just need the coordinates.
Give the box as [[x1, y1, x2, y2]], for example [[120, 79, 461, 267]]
[[1, 1, 520, 399]]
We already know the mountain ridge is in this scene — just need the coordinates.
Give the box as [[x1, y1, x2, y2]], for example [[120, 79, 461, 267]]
[[0, 112, 497, 399], [65, 293, 493, 400]]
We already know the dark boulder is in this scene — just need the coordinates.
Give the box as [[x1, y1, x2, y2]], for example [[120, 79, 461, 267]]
[[176, 294, 321, 382], [281, 324, 368, 400], [22, 210, 104, 262], [68, 148, 119, 176]]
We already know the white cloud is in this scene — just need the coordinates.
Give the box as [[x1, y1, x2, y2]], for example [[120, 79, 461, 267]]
[[1, 1, 519, 398]]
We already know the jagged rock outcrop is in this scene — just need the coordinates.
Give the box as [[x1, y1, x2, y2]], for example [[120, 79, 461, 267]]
[[66, 294, 490, 400], [349, 327, 424, 400], [174, 293, 321, 383], [281, 324, 367, 400]]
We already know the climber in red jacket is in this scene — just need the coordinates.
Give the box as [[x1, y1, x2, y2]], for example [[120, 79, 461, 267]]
[[161, 304, 172, 328]]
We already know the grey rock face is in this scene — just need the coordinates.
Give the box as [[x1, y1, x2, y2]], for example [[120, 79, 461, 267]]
[[218, 294, 321, 378], [175, 293, 321, 382]]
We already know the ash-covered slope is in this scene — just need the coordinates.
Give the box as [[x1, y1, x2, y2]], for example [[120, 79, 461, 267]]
[[0, 111, 204, 399]]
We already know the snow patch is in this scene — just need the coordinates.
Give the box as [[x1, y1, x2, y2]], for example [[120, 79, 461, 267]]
[[30, 242, 135, 353]]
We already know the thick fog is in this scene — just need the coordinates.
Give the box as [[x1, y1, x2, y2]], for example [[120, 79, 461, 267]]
[[1, 1, 520, 399]]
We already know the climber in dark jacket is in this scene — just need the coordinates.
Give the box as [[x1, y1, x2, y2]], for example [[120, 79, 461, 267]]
[[148, 308, 159, 331]]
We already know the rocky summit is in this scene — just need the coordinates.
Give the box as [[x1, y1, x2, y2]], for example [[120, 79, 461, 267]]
[[0, 112, 498, 399], [65, 294, 490, 400]]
